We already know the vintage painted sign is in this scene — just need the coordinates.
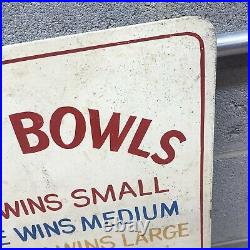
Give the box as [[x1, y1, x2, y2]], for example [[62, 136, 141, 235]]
[[2, 17, 216, 248]]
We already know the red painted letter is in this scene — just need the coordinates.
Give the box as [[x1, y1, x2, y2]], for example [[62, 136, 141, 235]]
[[50, 107, 86, 149], [9, 112, 49, 154], [128, 119, 152, 158], [151, 130, 186, 165], [89, 109, 136, 151]]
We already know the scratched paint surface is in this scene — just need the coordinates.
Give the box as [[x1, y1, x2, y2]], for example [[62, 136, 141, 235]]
[[2, 17, 216, 248]]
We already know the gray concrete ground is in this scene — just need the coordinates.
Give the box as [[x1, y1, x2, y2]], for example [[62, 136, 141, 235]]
[[2, 2, 248, 248]]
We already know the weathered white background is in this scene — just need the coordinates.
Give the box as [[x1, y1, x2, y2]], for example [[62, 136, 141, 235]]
[[2, 2, 248, 248]]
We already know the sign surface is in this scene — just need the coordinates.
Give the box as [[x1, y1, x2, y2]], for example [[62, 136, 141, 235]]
[[2, 17, 216, 248]]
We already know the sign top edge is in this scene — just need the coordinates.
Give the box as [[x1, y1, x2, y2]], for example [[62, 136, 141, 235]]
[[2, 16, 216, 64], [3, 16, 215, 48]]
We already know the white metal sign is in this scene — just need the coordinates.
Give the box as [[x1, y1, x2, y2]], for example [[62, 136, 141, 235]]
[[2, 17, 216, 248]]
